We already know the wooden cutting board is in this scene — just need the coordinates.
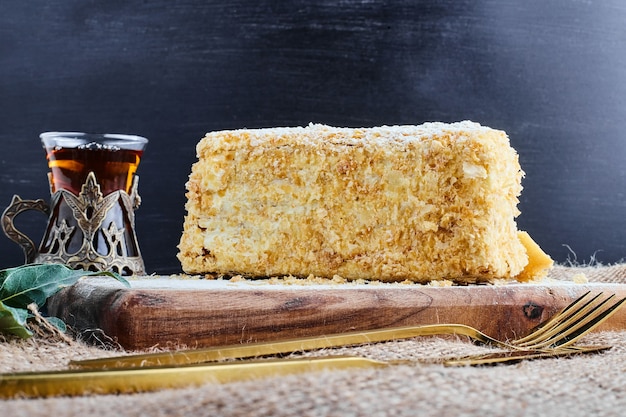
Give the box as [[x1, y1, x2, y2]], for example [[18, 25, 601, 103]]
[[46, 277, 626, 350]]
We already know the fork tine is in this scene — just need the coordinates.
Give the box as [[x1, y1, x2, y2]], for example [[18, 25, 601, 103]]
[[514, 294, 613, 348], [513, 292, 610, 347], [515, 294, 626, 349], [539, 296, 626, 349], [512, 291, 599, 345]]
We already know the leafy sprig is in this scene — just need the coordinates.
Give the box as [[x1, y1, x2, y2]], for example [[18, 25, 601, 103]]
[[0, 264, 129, 338]]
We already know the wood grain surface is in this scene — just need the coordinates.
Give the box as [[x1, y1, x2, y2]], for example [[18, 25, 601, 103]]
[[47, 278, 626, 350], [2, 1, 626, 274]]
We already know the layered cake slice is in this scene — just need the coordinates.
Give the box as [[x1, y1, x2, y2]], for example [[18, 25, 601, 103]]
[[178, 121, 552, 283]]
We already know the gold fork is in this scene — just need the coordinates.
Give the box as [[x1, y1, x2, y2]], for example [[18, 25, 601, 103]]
[[440, 292, 625, 366], [70, 291, 625, 370]]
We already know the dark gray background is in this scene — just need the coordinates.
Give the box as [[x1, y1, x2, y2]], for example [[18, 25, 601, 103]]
[[1, 1, 625, 274]]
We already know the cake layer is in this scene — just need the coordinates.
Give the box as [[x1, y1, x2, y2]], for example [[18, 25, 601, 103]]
[[178, 121, 534, 283]]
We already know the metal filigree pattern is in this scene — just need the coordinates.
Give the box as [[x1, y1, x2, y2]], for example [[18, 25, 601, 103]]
[[2, 172, 145, 275]]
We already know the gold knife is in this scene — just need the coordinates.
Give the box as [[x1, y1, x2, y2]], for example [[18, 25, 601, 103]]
[[0, 356, 389, 399], [0, 346, 610, 399], [443, 345, 612, 367]]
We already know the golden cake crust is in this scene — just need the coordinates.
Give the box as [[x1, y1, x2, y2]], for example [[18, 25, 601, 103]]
[[178, 121, 533, 283]]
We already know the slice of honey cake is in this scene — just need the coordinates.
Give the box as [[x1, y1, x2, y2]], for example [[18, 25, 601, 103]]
[[178, 121, 551, 283]]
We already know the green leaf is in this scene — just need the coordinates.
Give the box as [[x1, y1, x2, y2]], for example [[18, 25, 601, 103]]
[[45, 316, 67, 333], [0, 301, 32, 338], [0, 264, 130, 338]]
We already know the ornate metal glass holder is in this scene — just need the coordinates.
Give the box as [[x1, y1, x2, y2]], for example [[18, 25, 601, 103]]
[[2, 172, 145, 275]]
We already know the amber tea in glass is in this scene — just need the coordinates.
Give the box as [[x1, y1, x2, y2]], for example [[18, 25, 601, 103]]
[[42, 134, 146, 195]]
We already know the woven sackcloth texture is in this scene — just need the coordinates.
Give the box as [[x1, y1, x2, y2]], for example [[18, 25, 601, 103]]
[[2, 264, 626, 416]]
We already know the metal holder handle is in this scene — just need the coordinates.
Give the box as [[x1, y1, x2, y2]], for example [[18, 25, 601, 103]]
[[1, 195, 50, 263]]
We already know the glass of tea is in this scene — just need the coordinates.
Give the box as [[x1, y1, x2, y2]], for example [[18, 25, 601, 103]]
[[41, 133, 148, 196], [1, 132, 148, 275]]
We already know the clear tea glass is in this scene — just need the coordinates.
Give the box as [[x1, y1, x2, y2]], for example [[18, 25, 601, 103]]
[[41, 132, 147, 195]]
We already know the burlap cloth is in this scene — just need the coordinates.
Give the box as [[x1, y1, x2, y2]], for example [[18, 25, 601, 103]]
[[3, 264, 626, 416]]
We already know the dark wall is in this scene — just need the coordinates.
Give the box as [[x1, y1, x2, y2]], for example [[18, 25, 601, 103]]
[[1, 1, 626, 274]]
